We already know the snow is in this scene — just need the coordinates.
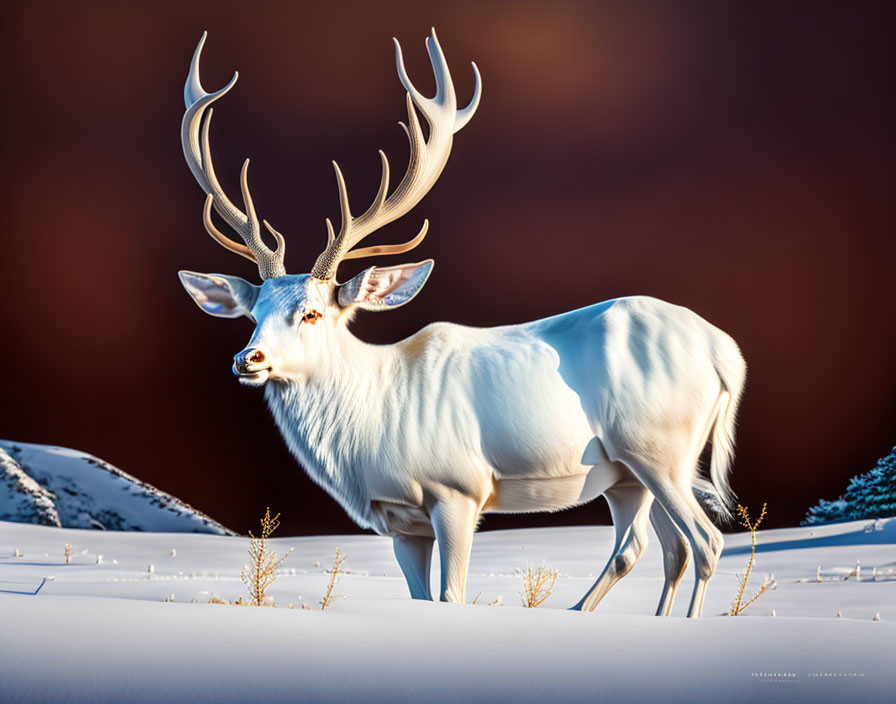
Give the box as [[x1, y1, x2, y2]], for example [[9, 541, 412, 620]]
[[1, 518, 893, 702], [0, 440, 232, 534], [0, 446, 59, 526]]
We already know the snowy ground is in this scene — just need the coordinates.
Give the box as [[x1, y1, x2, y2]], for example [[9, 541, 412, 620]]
[[1, 518, 894, 703]]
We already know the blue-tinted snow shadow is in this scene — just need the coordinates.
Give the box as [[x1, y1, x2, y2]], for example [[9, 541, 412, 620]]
[[722, 524, 896, 556]]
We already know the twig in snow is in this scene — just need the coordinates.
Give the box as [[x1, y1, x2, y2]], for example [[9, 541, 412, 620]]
[[729, 503, 775, 616], [521, 560, 558, 608], [240, 507, 293, 607], [320, 548, 348, 610], [33, 577, 55, 595]]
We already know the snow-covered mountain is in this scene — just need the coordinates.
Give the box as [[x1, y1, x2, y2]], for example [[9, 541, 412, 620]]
[[0, 440, 232, 534]]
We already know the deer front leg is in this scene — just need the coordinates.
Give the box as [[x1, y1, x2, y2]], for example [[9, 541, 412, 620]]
[[393, 534, 434, 600], [430, 496, 479, 603]]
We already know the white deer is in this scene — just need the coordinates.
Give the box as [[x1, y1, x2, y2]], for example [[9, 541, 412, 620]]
[[178, 30, 746, 617]]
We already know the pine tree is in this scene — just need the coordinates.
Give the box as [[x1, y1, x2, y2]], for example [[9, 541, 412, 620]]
[[804, 446, 896, 525], [804, 497, 848, 525]]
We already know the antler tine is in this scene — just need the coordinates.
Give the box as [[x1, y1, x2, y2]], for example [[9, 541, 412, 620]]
[[202, 193, 255, 263], [332, 161, 353, 239], [342, 220, 429, 261], [310, 29, 481, 281], [455, 61, 482, 132], [262, 220, 287, 254], [182, 34, 239, 191], [419, 28, 456, 110], [182, 32, 286, 280]]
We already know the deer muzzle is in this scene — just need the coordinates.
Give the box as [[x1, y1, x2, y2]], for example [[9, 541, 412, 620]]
[[233, 348, 271, 379]]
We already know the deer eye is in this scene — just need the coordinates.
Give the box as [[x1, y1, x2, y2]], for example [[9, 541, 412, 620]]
[[301, 309, 322, 325]]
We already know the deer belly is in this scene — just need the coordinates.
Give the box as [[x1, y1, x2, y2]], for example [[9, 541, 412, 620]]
[[486, 462, 623, 513], [369, 501, 434, 537]]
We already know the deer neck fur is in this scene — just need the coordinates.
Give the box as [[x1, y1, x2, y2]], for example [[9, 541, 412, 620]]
[[263, 322, 398, 530]]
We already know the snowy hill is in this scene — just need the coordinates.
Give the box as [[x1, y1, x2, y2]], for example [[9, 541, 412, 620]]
[[0, 440, 232, 534], [0, 518, 893, 703]]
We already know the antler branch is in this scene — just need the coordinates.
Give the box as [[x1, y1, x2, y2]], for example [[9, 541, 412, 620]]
[[182, 32, 286, 280], [310, 28, 481, 281]]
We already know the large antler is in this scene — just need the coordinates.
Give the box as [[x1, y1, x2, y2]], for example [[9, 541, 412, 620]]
[[310, 28, 481, 281], [181, 32, 286, 280]]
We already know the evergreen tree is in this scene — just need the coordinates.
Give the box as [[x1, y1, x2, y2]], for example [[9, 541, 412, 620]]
[[804, 446, 896, 525]]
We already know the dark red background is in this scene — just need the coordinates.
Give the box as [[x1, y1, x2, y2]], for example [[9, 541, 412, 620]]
[[1, 0, 893, 535]]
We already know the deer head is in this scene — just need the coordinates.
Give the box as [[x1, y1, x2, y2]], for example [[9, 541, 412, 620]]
[[178, 30, 480, 385]]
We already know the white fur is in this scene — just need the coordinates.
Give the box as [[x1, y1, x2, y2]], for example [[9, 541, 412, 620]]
[[182, 272, 746, 616]]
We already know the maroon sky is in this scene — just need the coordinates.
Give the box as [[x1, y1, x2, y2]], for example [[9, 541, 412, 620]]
[[1, 1, 894, 535]]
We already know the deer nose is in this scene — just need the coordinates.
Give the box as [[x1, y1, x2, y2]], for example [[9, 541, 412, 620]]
[[233, 348, 268, 375]]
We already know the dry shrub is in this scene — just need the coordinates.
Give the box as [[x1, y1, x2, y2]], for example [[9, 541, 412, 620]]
[[521, 562, 558, 608], [206, 596, 251, 606], [729, 503, 776, 615], [241, 507, 293, 607], [320, 548, 348, 610]]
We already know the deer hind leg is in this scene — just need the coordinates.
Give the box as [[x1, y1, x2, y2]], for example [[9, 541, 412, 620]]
[[573, 483, 653, 612], [650, 501, 690, 616], [393, 534, 434, 600], [620, 456, 723, 618], [430, 496, 480, 603]]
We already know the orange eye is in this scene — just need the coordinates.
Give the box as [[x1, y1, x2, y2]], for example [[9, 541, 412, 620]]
[[302, 310, 322, 325]]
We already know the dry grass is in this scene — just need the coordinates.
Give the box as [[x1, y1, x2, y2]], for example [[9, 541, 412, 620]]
[[521, 562, 559, 608], [729, 502, 776, 615], [206, 540, 347, 610], [240, 507, 293, 607], [64, 543, 71, 565], [320, 548, 348, 610], [206, 596, 255, 606]]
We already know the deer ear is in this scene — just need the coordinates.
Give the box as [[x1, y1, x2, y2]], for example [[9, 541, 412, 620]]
[[178, 271, 259, 319], [337, 260, 434, 311]]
